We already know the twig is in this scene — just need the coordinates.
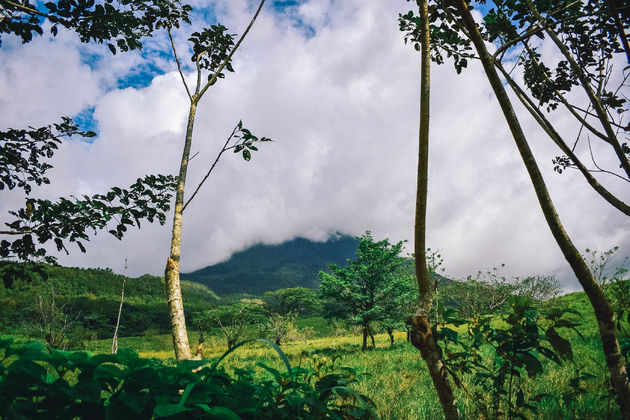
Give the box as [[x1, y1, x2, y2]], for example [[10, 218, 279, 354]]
[[492, 0, 582, 60], [182, 122, 240, 211], [0, 229, 34, 235], [587, 135, 630, 183], [167, 26, 192, 101]]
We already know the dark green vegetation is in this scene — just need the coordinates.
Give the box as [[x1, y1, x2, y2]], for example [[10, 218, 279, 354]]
[[182, 235, 358, 295], [0, 262, 217, 344], [319, 232, 415, 350], [0, 338, 376, 419], [0, 118, 177, 263]]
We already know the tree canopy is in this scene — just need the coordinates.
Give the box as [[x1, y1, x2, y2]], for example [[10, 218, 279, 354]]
[[318, 231, 408, 350]]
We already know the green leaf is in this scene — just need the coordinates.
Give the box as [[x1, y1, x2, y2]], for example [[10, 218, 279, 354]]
[[242, 149, 251, 161], [93, 363, 124, 381], [520, 351, 543, 378], [545, 327, 573, 362], [179, 382, 198, 406], [154, 404, 193, 417], [197, 406, 241, 420]]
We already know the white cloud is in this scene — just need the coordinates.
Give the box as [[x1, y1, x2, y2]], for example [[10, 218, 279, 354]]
[[1, 0, 628, 292]]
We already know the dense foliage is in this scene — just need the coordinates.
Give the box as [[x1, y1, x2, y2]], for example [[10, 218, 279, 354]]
[[0, 338, 377, 419], [0, 0, 192, 52], [319, 232, 410, 351], [0, 262, 218, 344]]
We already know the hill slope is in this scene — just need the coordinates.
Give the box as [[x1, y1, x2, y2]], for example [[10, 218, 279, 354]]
[[181, 234, 359, 295], [0, 262, 218, 338]]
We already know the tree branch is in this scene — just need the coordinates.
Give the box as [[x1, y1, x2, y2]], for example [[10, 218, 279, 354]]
[[493, 0, 581, 60], [0, 230, 34, 235], [198, 0, 266, 99], [522, 41, 611, 144], [2, 0, 49, 18], [182, 122, 240, 211], [167, 26, 192, 101], [524, 0, 630, 178], [496, 61, 630, 215]]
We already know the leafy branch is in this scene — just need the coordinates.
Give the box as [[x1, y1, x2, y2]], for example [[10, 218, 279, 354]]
[[0, 117, 95, 195], [183, 121, 272, 211], [1, 174, 177, 263]]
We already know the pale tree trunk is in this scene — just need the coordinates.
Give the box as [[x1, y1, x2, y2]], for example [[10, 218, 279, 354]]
[[164, 101, 198, 362], [454, 1, 630, 416], [111, 259, 127, 354], [411, 0, 461, 418]]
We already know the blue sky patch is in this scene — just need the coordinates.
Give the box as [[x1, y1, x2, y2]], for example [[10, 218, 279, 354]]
[[117, 59, 166, 90], [272, 0, 317, 39], [72, 106, 98, 142]]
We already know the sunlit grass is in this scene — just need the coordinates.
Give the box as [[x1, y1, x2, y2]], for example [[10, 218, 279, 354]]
[[81, 326, 619, 419]]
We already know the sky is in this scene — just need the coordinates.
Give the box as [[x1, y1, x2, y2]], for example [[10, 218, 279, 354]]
[[1, 0, 629, 291]]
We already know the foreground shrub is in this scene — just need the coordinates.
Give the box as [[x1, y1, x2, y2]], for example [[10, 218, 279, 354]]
[[0, 338, 376, 419]]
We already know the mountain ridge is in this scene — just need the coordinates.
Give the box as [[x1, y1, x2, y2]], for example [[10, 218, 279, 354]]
[[181, 234, 359, 295]]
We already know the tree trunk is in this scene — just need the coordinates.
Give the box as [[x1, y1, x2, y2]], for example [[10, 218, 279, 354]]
[[111, 267, 126, 355], [362, 325, 368, 351], [412, 0, 461, 418], [164, 100, 198, 362], [387, 328, 395, 346], [454, 1, 630, 415]]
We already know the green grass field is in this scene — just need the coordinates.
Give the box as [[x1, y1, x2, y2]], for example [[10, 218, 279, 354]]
[[79, 314, 620, 420]]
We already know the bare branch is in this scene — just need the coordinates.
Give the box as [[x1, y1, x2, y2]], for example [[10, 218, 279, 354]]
[[167, 26, 192, 101], [0, 229, 34, 235], [587, 135, 630, 183], [183, 122, 240, 211]]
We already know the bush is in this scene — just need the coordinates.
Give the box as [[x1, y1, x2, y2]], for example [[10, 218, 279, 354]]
[[0, 337, 377, 419]]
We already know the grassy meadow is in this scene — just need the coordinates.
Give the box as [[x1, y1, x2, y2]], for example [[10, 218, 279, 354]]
[[76, 306, 620, 419]]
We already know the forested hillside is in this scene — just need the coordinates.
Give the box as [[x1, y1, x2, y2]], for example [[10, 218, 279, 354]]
[[0, 262, 218, 340], [181, 234, 359, 295]]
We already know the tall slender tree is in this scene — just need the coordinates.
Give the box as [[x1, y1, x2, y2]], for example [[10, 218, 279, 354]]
[[163, 0, 268, 361], [401, 0, 461, 416]]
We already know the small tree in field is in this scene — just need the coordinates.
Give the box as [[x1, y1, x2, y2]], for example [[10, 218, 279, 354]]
[[262, 312, 298, 345], [318, 231, 407, 351], [32, 284, 78, 350], [381, 259, 417, 346], [192, 302, 265, 350], [263, 287, 321, 316]]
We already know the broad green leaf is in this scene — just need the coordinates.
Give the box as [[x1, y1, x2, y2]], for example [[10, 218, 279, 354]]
[[154, 404, 193, 417]]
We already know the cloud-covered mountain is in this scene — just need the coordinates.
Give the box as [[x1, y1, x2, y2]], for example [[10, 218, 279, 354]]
[[181, 234, 359, 295]]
